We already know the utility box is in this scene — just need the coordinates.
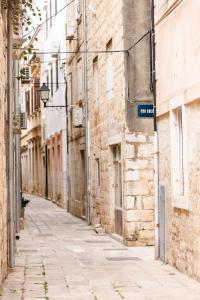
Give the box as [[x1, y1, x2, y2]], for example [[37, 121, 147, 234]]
[[72, 106, 83, 128]]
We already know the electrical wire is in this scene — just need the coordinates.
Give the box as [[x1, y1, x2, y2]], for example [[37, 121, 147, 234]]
[[23, 0, 76, 38], [23, 31, 151, 56], [127, 31, 151, 52], [155, 0, 184, 26], [34, 49, 127, 55]]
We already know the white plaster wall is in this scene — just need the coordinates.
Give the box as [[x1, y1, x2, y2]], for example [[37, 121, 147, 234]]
[[155, 0, 200, 280], [40, 0, 67, 139], [156, 0, 200, 114]]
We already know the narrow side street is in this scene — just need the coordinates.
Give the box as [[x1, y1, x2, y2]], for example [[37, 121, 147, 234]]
[[0, 195, 200, 300]]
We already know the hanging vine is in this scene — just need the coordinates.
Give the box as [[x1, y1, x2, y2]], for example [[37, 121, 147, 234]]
[[1, 0, 42, 36], [1, 0, 44, 79]]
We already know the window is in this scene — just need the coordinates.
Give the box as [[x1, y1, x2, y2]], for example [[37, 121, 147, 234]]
[[31, 87, 34, 114], [173, 108, 184, 195], [47, 148, 50, 177], [55, 59, 59, 90], [50, 64, 53, 97], [34, 78, 40, 109], [106, 39, 114, 100], [112, 145, 122, 208], [47, 72, 49, 88], [25, 91, 30, 116], [52, 146, 55, 175], [170, 105, 188, 209], [68, 73, 72, 106], [77, 59, 83, 100], [57, 145, 61, 172], [93, 56, 99, 106]]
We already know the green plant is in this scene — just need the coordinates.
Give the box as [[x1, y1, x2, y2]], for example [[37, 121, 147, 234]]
[[1, 0, 42, 36], [2, 0, 42, 65]]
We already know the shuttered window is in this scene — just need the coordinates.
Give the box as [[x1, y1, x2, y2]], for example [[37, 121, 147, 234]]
[[25, 91, 30, 116], [34, 78, 40, 110]]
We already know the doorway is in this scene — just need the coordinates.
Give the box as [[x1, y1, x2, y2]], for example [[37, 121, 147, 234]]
[[112, 145, 123, 236], [80, 150, 86, 218]]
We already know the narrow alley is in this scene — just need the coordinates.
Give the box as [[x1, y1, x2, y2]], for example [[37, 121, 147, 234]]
[[1, 195, 200, 300]]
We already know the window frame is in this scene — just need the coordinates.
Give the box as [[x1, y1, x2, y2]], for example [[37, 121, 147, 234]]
[[93, 56, 100, 107], [106, 39, 114, 100], [170, 104, 188, 209], [77, 58, 83, 101]]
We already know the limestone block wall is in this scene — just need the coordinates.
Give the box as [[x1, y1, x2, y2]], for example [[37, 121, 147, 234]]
[[0, 12, 8, 286], [123, 130, 154, 246], [88, 0, 154, 245], [158, 103, 200, 281], [88, 0, 125, 232], [67, 0, 154, 245], [66, 51, 86, 217], [66, 0, 87, 218]]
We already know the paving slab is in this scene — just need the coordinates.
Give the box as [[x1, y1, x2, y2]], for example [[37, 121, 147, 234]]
[[1, 194, 200, 300]]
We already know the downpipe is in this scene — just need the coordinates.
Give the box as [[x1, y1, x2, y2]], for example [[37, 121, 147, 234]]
[[154, 132, 159, 259], [151, 0, 159, 259], [7, 3, 15, 268], [83, 0, 91, 224]]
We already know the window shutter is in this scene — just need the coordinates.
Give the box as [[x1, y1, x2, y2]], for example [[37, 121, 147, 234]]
[[34, 78, 40, 109]]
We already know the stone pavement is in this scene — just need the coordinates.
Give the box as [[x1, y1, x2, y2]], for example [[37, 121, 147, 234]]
[[1, 195, 200, 300]]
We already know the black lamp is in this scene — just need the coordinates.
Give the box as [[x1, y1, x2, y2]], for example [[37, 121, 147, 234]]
[[39, 82, 66, 108], [39, 83, 50, 107]]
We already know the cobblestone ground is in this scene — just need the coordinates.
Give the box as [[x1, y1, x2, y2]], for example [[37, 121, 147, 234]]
[[1, 194, 200, 300]]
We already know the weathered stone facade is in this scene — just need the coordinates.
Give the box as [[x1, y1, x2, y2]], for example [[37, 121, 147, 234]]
[[21, 0, 68, 209], [88, 0, 154, 246], [155, 0, 200, 280], [68, 0, 154, 246], [0, 8, 8, 287], [21, 57, 44, 198], [66, 0, 86, 217]]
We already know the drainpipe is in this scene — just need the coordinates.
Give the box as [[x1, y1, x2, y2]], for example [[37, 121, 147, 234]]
[[7, 3, 15, 268], [83, 0, 91, 224], [62, 65, 71, 212], [45, 144, 48, 199], [151, 0, 159, 259], [15, 60, 21, 236]]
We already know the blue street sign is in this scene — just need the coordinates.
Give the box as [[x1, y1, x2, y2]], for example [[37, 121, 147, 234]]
[[136, 103, 154, 118]]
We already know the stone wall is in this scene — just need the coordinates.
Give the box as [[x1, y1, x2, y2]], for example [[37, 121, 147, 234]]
[[0, 9, 8, 287], [156, 0, 200, 280], [67, 0, 154, 244], [123, 130, 154, 246], [88, 0, 154, 244], [66, 0, 86, 218], [88, 0, 125, 233]]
